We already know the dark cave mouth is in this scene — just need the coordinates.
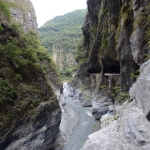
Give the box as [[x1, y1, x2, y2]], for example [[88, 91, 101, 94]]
[[87, 62, 120, 75]]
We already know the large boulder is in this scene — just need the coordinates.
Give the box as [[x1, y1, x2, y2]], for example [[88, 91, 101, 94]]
[[130, 59, 150, 120], [92, 95, 110, 120], [81, 101, 150, 150]]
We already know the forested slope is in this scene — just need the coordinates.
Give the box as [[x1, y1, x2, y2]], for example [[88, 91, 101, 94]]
[[39, 9, 87, 80], [0, 0, 62, 149]]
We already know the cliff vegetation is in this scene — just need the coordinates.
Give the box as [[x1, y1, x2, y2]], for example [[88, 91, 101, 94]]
[[0, 0, 61, 134]]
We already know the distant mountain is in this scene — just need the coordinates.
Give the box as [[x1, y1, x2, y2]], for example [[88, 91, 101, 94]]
[[38, 9, 87, 80]]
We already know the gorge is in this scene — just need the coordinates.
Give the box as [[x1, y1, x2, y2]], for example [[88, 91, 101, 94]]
[[1, 0, 150, 150]]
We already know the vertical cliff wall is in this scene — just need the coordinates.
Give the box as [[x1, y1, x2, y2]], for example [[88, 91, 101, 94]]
[[75, 0, 150, 92], [8, 0, 38, 32], [77, 1, 150, 149]]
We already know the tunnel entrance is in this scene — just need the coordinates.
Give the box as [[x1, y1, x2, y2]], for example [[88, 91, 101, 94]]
[[87, 60, 120, 75]]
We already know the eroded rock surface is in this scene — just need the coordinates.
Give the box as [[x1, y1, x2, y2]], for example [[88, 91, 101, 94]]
[[81, 101, 150, 150], [7, 0, 38, 33], [81, 59, 150, 150], [130, 59, 150, 120], [1, 103, 61, 150], [0, 0, 62, 149]]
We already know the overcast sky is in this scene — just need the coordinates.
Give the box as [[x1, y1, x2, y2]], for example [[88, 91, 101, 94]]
[[30, 0, 87, 27]]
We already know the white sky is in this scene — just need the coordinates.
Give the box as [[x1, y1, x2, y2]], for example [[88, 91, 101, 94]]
[[30, 0, 87, 27]]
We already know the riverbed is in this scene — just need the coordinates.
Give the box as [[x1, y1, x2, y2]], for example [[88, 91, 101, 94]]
[[60, 83, 100, 150]]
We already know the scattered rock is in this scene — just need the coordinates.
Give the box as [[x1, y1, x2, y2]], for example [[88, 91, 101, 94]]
[[92, 95, 110, 119]]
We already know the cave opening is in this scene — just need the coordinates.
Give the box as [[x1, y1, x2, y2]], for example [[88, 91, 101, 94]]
[[87, 61, 120, 74]]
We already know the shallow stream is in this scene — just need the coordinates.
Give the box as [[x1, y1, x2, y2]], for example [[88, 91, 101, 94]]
[[61, 83, 100, 150]]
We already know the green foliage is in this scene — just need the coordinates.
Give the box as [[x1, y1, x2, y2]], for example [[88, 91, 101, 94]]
[[39, 9, 87, 74], [101, 37, 108, 51], [39, 9, 86, 52], [100, 85, 107, 91], [79, 58, 89, 66], [115, 22, 121, 46], [84, 94, 92, 99], [0, 80, 16, 110], [0, 0, 11, 21], [109, 86, 129, 103], [90, 27, 98, 34], [146, 15, 150, 48], [0, 22, 60, 129], [117, 92, 129, 103], [121, 3, 133, 27], [0, 25, 4, 31], [33, 99, 42, 107], [131, 69, 140, 79], [59, 65, 77, 81], [113, 114, 119, 120], [75, 37, 86, 62]]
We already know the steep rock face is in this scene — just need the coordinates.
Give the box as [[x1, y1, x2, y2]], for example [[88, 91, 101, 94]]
[[75, 0, 150, 92], [0, 0, 62, 149], [52, 47, 77, 71], [77, 0, 121, 78], [82, 101, 150, 150], [8, 0, 38, 32], [0, 103, 61, 150], [130, 59, 150, 120]]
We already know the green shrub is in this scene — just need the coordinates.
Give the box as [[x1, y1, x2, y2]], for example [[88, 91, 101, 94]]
[[0, 25, 4, 32], [33, 99, 42, 107], [0, 0, 11, 21], [117, 92, 129, 103], [0, 80, 16, 110], [12, 74, 22, 82]]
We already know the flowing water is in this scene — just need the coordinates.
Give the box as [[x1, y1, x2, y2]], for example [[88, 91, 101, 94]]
[[61, 83, 100, 150]]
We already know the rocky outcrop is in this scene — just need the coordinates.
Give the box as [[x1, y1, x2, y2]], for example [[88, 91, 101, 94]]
[[0, 102, 61, 150], [7, 0, 38, 33], [81, 59, 150, 150], [74, 0, 150, 93], [92, 94, 110, 120], [52, 48, 77, 71], [69, 1, 150, 149], [130, 59, 150, 120], [81, 101, 150, 150]]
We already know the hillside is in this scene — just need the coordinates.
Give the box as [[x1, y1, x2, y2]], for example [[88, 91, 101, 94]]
[[38, 9, 87, 80], [0, 0, 62, 149]]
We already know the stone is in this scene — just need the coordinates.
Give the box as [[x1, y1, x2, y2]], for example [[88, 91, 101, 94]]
[[100, 113, 115, 128], [81, 101, 150, 150], [0, 103, 61, 150], [92, 95, 110, 119], [130, 59, 150, 120], [7, 0, 38, 33]]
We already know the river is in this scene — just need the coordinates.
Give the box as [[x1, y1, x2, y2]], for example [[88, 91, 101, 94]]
[[60, 83, 100, 150]]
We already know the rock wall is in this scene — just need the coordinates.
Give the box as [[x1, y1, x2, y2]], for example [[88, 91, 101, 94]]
[[75, 0, 150, 92], [52, 46, 77, 71], [8, 0, 38, 33], [130, 59, 150, 120], [72, 1, 150, 149]]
